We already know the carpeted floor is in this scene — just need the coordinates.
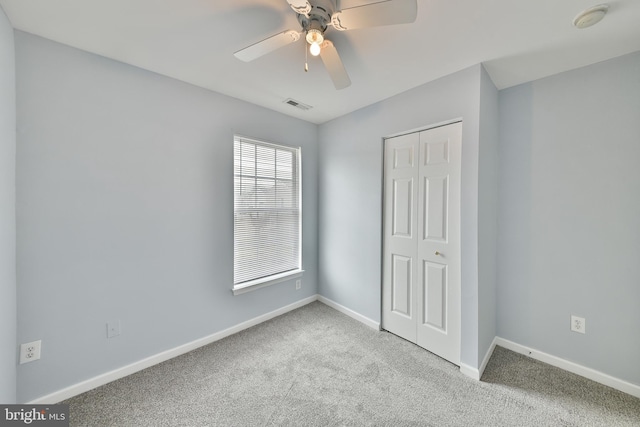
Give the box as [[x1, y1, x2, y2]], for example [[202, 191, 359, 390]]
[[64, 301, 640, 426]]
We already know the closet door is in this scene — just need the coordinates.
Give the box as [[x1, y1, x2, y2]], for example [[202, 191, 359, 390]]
[[382, 122, 461, 366], [382, 132, 419, 343], [415, 123, 461, 365]]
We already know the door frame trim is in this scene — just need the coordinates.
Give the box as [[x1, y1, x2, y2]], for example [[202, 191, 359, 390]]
[[384, 118, 463, 140]]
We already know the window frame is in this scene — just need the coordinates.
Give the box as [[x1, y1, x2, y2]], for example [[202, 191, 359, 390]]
[[232, 135, 303, 295]]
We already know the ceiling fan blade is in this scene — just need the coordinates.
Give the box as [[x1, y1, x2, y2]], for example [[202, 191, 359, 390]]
[[234, 30, 301, 62], [286, 0, 311, 15], [331, 0, 417, 31], [319, 40, 351, 90]]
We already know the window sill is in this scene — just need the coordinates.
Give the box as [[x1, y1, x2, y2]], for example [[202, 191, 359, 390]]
[[232, 269, 304, 296]]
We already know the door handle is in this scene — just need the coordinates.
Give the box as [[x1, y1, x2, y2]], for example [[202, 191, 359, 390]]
[[435, 251, 442, 256]]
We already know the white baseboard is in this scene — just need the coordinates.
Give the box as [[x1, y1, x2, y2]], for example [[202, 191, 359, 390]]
[[459, 363, 480, 380], [30, 300, 639, 404], [28, 295, 318, 404], [316, 295, 380, 331], [495, 337, 640, 399], [479, 336, 498, 378], [459, 337, 497, 381]]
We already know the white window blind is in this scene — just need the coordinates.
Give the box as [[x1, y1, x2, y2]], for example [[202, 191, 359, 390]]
[[233, 136, 301, 289]]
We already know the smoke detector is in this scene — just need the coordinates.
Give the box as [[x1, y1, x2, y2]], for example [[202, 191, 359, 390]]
[[573, 4, 609, 29]]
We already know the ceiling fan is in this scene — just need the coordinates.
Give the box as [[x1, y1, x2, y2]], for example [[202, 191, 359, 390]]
[[234, 0, 418, 90]]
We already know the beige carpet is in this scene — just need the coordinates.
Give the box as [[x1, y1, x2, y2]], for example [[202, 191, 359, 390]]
[[64, 301, 640, 426]]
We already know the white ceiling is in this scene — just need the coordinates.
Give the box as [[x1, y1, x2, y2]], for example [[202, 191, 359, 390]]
[[1, 0, 639, 124]]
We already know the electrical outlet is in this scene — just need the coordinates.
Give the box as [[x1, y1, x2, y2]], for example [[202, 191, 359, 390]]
[[571, 315, 586, 334], [20, 340, 42, 364], [107, 320, 121, 338], [295, 280, 301, 290]]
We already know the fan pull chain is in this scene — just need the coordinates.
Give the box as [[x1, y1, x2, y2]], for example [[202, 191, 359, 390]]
[[304, 39, 309, 72]]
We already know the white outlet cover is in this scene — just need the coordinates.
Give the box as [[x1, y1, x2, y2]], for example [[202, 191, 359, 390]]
[[571, 315, 586, 334], [19, 340, 42, 364]]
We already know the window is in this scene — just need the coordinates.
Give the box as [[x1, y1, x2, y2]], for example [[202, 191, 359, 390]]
[[233, 136, 302, 294]]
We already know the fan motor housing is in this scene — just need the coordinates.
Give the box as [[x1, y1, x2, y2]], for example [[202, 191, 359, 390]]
[[297, 1, 333, 33]]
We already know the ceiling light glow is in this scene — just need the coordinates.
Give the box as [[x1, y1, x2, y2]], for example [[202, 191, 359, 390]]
[[310, 42, 321, 56]]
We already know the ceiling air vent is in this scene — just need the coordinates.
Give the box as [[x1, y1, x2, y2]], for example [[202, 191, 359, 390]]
[[284, 98, 312, 111]]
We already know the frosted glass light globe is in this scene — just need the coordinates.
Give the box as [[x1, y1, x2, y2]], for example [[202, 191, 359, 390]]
[[310, 42, 321, 56]]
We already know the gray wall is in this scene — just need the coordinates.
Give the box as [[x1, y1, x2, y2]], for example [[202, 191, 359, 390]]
[[15, 31, 319, 402], [477, 66, 499, 365], [0, 5, 16, 404], [497, 51, 640, 385], [318, 65, 485, 368]]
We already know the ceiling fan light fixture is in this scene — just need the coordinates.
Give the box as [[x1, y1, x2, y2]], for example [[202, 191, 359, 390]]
[[306, 29, 324, 56], [236, 0, 420, 90], [305, 28, 324, 46], [309, 42, 321, 56]]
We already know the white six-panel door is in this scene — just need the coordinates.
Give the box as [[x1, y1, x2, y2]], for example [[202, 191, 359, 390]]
[[382, 131, 420, 343], [382, 122, 461, 365]]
